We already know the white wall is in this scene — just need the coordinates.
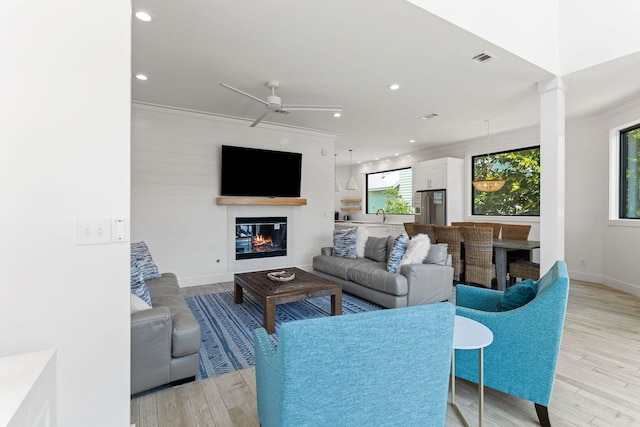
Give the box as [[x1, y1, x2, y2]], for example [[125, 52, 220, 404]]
[[0, 1, 131, 426], [131, 104, 338, 285]]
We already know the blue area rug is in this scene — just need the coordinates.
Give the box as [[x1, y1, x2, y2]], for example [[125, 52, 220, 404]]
[[185, 291, 382, 380]]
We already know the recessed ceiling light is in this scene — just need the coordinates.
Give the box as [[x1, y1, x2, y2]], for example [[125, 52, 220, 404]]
[[409, 139, 416, 143], [394, 153, 399, 156], [388, 83, 400, 90], [135, 74, 148, 81], [420, 113, 438, 120], [333, 112, 342, 118], [135, 10, 153, 22]]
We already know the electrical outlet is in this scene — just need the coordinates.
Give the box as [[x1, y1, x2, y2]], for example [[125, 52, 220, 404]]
[[580, 259, 586, 267]]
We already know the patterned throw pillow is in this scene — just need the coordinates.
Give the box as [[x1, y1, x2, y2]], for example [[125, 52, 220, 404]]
[[386, 233, 410, 272], [333, 228, 357, 259], [130, 257, 152, 306], [131, 241, 161, 281]]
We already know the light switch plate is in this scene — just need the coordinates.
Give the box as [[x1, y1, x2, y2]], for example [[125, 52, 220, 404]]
[[77, 218, 111, 245]]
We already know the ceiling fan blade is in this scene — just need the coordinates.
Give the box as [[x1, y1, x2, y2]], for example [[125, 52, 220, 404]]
[[219, 83, 268, 106], [250, 111, 269, 127], [280, 105, 343, 112]]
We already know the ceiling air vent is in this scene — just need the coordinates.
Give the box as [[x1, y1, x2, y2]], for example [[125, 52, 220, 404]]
[[471, 51, 495, 64]]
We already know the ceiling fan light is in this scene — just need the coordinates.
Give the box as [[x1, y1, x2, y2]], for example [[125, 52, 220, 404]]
[[472, 179, 505, 192]]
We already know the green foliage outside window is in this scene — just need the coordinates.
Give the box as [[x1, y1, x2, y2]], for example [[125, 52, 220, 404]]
[[620, 125, 640, 219], [366, 168, 413, 215], [473, 146, 540, 216]]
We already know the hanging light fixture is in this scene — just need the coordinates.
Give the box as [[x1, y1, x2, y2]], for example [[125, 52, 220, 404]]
[[472, 120, 506, 192], [345, 149, 358, 191], [334, 153, 342, 192]]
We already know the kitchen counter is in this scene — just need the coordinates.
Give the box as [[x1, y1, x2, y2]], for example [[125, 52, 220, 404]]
[[334, 221, 405, 237]]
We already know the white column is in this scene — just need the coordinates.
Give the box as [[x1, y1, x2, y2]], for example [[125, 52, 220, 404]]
[[538, 77, 566, 271]]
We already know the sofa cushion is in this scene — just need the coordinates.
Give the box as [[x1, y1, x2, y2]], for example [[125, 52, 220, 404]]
[[387, 233, 410, 272], [424, 243, 449, 265], [364, 236, 388, 262], [130, 257, 152, 306], [345, 260, 408, 296], [146, 273, 201, 357], [497, 279, 537, 311], [333, 228, 357, 259], [131, 241, 161, 281], [312, 254, 362, 281]]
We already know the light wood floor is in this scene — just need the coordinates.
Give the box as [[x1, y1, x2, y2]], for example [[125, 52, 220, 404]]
[[131, 279, 640, 426]]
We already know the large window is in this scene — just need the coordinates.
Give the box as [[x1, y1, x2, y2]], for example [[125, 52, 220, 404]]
[[472, 146, 540, 216], [366, 167, 413, 214], [620, 124, 640, 219]]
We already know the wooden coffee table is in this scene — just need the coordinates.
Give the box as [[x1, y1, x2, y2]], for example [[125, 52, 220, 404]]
[[234, 267, 342, 334]]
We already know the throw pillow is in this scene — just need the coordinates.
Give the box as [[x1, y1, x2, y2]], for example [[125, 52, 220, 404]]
[[424, 243, 449, 265], [130, 293, 151, 313], [364, 236, 388, 262], [355, 227, 369, 258], [386, 233, 410, 273], [131, 241, 161, 281], [398, 233, 431, 267], [333, 228, 357, 259], [497, 279, 537, 311], [130, 257, 152, 306]]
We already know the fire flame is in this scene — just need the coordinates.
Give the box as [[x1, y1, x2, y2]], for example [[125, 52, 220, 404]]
[[252, 234, 273, 250]]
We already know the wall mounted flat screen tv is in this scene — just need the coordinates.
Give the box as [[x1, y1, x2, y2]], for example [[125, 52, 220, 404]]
[[220, 145, 302, 197]]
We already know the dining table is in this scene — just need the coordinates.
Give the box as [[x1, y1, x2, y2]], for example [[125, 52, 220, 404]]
[[491, 238, 541, 291]]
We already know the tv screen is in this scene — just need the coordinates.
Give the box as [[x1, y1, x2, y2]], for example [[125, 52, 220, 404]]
[[220, 145, 302, 197]]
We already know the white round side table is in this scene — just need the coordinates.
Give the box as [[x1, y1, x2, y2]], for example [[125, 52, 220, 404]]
[[451, 315, 494, 427]]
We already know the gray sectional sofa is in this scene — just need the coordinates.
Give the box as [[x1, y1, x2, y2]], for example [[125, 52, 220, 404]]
[[312, 235, 454, 308], [131, 271, 201, 395]]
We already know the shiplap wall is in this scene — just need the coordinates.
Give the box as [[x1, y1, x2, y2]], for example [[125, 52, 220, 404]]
[[131, 103, 338, 286]]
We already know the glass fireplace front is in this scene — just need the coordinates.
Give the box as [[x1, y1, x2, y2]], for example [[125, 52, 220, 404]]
[[235, 216, 287, 260]]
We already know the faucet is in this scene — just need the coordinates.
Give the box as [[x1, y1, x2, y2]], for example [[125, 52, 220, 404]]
[[376, 208, 386, 223]]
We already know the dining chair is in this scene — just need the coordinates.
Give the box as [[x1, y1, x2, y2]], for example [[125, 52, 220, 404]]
[[434, 225, 463, 281], [460, 226, 495, 288], [509, 259, 541, 285], [502, 224, 534, 280], [451, 221, 477, 227], [501, 224, 531, 240], [412, 223, 437, 243], [403, 222, 419, 237], [474, 222, 502, 238]]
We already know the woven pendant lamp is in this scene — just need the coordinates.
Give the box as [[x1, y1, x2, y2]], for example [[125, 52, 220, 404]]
[[473, 120, 505, 192]]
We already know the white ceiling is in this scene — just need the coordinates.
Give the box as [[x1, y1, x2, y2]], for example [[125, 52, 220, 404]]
[[132, 0, 640, 166]]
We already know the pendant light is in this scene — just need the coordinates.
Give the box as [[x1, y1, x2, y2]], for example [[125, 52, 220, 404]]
[[345, 149, 358, 191], [472, 120, 505, 192], [334, 153, 342, 192]]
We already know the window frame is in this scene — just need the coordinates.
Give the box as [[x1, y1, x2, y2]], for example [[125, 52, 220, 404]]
[[470, 145, 541, 217], [364, 166, 414, 215], [610, 120, 640, 225]]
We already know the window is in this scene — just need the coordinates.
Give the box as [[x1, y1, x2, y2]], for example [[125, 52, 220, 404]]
[[366, 168, 413, 214], [472, 146, 540, 216], [620, 124, 640, 219]]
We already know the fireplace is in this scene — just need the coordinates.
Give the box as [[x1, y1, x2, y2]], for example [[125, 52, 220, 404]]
[[235, 217, 287, 260]]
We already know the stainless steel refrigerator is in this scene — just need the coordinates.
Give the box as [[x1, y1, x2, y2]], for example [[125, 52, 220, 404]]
[[414, 190, 447, 225]]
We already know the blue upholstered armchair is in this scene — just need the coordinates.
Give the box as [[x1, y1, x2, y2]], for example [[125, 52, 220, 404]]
[[455, 260, 569, 427], [253, 303, 455, 427]]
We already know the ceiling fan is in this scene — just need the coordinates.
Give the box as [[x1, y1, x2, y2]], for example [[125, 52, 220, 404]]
[[219, 80, 343, 127]]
